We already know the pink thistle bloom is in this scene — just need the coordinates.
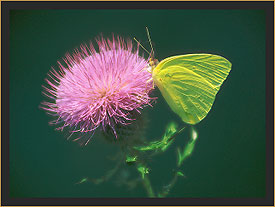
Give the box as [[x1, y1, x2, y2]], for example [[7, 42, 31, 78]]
[[41, 36, 155, 142]]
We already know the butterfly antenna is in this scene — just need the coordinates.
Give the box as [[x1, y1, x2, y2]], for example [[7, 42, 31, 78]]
[[134, 37, 150, 55], [146, 27, 155, 57]]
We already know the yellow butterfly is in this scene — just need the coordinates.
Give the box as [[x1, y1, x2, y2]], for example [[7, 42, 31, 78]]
[[136, 28, 232, 125]]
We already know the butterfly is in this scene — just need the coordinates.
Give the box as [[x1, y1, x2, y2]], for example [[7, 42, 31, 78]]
[[136, 28, 232, 125]]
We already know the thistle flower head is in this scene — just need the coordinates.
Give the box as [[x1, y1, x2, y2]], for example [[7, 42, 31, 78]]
[[41, 36, 155, 141]]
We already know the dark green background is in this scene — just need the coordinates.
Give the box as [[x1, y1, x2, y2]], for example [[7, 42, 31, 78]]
[[10, 9, 265, 197]]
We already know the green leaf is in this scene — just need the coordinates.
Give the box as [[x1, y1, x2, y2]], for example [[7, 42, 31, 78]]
[[133, 122, 180, 152], [75, 177, 88, 184], [177, 127, 198, 167], [126, 155, 138, 163], [176, 171, 184, 177], [137, 164, 149, 179]]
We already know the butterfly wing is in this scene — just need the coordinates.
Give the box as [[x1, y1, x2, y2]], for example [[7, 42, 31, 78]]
[[152, 54, 232, 124]]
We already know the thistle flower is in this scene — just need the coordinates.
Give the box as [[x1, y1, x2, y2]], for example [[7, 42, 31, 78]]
[[41, 36, 155, 143]]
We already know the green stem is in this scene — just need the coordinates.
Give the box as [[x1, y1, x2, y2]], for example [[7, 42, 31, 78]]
[[158, 172, 182, 197], [142, 175, 155, 198], [91, 154, 123, 185], [167, 125, 186, 143]]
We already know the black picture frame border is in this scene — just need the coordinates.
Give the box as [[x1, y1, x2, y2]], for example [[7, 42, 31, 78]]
[[2, 1, 274, 206]]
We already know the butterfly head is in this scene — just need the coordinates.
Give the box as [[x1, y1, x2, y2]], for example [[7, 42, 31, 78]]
[[149, 57, 159, 71]]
